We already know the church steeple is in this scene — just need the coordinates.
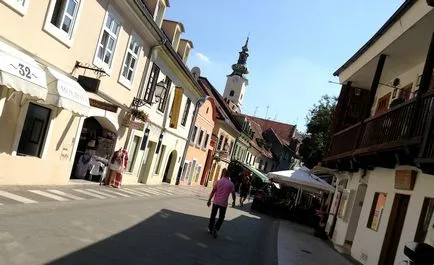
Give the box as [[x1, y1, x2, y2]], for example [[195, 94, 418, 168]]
[[229, 37, 249, 78]]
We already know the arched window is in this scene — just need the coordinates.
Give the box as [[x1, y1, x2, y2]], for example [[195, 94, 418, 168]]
[[229, 90, 235, 96]]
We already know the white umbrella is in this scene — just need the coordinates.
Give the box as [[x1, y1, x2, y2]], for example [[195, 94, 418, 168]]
[[266, 167, 335, 193]]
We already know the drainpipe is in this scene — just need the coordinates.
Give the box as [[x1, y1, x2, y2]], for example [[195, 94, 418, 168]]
[[175, 96, 209, 185]]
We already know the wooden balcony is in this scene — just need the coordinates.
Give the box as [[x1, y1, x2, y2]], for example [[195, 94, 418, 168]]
[[324, 91, 434, 165]]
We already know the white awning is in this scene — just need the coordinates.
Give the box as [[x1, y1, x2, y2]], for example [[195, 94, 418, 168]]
[[46, 67, 90, 116], [0, 40, 47, 100]]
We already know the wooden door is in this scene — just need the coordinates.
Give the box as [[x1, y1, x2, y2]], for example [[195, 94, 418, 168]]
[[378, 194, 410, 265]]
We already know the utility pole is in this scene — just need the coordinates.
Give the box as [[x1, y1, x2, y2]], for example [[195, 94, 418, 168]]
[[265, 105, 269, 119], [253, 106, 258, 117]]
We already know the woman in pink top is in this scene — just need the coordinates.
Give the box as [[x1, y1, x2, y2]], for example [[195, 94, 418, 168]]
[[207, 168, 236, 238]]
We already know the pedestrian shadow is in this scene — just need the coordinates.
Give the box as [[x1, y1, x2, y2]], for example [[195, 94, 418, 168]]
[[46, 208, 278, 265]]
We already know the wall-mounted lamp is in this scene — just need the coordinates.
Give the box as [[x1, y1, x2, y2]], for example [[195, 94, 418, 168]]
[[131, 80, 167, 108]]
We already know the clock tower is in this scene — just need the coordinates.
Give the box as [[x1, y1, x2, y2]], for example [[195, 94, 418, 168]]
[[223, 37, 250, 113]]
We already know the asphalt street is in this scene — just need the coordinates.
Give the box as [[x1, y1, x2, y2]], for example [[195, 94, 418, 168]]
[[0, 185, 279, 265]]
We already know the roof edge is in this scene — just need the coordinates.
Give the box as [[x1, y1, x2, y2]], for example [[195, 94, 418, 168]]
[[333, 0, 417, 76]]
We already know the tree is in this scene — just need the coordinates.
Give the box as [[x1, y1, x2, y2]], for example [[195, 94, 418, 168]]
[[299, 95, 337, 168]]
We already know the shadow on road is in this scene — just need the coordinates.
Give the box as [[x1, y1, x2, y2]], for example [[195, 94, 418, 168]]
[[47, 208, 278, 265]]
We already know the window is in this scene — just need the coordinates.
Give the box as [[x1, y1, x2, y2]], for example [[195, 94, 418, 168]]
[[127, 135, 141, 172], [17, 103, 51, 157], [190, 126, 198, 143], [44, 0, 82, 46], [399, 83, 413, 100], [367, 192, 387, 231], [217, 135, 224, 150], [264, 161, 269, 171], [181, 98, 191, 126], [415, 197, 434, 247], [240, 94, 243, 100], [1, 0, 29, 15], [229, 90, 234, 97], [223, 137, 228, 151], [143, 64, 160, 103], [154, 145, 166, 175], [154, 0, 165, 27], [197, 129, 205, 147], [203, 133, 210, 149], [94, 7, 122, 71], [158, 78, 171, 112], [119, 34, 142, 87], [375, 92, 391, 116]]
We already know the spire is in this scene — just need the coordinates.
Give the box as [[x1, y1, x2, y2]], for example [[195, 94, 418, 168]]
[[229, 36, 249, 78]]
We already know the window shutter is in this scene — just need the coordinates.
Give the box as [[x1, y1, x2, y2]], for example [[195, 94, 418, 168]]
[[170, 87, 183, 128]]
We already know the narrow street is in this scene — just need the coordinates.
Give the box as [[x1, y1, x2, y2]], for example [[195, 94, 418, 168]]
[[0, 185, 279, 265]]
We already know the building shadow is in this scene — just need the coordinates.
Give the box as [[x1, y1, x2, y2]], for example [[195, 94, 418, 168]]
[[46, 208, 278, 265]]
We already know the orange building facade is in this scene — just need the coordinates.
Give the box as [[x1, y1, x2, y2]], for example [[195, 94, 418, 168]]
[[179, 98, 216, 186]]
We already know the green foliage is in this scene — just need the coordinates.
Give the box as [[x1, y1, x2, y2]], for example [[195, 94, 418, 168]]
[[299, 95, 337, 168]]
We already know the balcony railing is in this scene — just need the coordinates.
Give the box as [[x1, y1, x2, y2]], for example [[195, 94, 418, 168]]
[[325, 91, 434, 161]]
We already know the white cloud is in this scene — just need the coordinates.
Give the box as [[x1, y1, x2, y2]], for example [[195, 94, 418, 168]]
[[195, 52, 210, 63]]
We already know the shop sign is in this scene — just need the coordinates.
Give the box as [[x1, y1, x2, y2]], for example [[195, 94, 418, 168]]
[[395, 170, 417, 190], [140, 128, 150, 151], [122, 113, 145, 131], [0, 52, 46, 88], [89, 98, 118, 112]]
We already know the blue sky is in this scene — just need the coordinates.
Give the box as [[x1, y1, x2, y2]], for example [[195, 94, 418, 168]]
[[166, 0, 404, 131]]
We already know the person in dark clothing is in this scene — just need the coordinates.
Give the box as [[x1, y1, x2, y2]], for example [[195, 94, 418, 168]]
[[239, 174, 251, 207]]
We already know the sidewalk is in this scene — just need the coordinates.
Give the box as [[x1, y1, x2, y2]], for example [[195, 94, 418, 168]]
[[278, 220, 355, 265]]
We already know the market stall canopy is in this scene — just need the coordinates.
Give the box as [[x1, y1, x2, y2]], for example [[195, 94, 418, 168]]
[[46, 67, 90, 116], [0, 39, 47, 100], [267, 167, 335, 192], [238, 162, 269, 183]]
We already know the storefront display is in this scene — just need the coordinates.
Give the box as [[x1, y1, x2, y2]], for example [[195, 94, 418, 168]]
[[71, 117, 117, 182]]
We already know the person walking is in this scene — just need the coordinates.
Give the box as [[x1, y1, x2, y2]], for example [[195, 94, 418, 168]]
[[239, 174, 251, 207], [207, 169, 236, 238]]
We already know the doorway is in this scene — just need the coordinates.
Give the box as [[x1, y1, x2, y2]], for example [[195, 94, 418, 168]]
[[201, 150, 213, 186], [379, 194, 410, 265], [70, 117, 116, 182], [345, 184, 368, 246], [139, 141, 156, 184], [162, 150, 177, 183]]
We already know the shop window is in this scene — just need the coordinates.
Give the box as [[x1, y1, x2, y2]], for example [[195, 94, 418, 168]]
[[120, 33, 142, 87], [415, 197, 434, 247], [127, 135, 141, 172], [194, 165, 202, 183], [367, 192, 387, 231], [2, 0, 29, 15], [17, 103, 51, 157], [143, 64, 160, 104], [180, 161, 190, 181], [197, 129, 205, 148], [180, 98, 191, 126], [190, 126, 198, 144], [94, 6, 122, 71], [154, 145, 166, 175], [44, 0, 82, 46]]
